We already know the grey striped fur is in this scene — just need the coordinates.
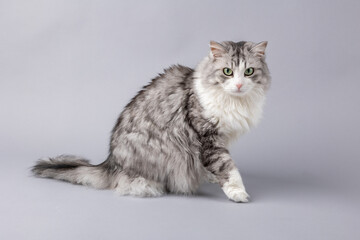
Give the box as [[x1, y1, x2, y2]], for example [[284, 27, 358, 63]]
[[32, 41, 271, 202]]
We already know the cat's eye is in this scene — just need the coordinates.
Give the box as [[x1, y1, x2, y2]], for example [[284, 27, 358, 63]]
[[223, 68, 233, 76], [244, 67, 254, 76]]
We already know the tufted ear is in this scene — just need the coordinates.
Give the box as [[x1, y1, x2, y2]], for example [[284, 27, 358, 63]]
[[209, 41, 226, 58], [250, 41, 268, 58]]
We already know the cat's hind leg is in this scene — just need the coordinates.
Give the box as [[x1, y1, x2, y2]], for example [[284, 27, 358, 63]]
[[114, 172, 165, 197]]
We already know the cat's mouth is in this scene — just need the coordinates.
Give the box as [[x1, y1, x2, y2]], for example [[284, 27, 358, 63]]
[[228, 89, 248, 97]]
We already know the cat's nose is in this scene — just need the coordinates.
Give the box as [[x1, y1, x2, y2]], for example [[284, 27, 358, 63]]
[[236, 83, 242, 90]]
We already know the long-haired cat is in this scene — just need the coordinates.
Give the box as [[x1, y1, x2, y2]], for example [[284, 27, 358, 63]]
[[32, 41, 270, 203]]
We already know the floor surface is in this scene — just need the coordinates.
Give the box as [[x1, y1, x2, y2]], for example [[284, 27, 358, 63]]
[[1, 158, 358, 240]]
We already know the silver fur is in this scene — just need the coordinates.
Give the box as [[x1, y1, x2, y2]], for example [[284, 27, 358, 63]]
[[32, 41, 271, 202]]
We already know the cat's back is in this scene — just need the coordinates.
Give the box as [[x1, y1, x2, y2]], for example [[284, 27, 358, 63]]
[[132, 64, 193, 116], [146, 64, 193, 97], [112, 65, 194, 141]]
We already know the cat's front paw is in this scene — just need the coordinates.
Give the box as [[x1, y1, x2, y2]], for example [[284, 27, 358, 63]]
[[223, 186, 250, 203]]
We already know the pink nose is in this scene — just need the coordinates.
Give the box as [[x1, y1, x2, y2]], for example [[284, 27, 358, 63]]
[[236, 83, 242, 90]]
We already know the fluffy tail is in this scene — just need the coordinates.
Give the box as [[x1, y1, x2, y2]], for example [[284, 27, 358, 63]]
[[32, 155, 115, 189]]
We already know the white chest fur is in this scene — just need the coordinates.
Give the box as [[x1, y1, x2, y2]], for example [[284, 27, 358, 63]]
[[194, 80, 266, 144]]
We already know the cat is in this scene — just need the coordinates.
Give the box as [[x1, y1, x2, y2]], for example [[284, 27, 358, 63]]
[[32, 40, 271, 203]]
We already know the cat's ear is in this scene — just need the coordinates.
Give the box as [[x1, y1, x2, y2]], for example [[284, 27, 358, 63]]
[[250, 41, 268, 58], [209, 41, 225, 58]]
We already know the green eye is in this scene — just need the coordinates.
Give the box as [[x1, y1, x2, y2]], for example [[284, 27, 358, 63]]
[[244, 67, 254, 76], [223, 68, 233, 76]]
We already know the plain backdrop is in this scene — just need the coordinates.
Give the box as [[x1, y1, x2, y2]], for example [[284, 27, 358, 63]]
[[1, 0, 359, 239]]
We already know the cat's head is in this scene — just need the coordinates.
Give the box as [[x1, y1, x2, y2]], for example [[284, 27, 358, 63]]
[[197, 41, 271, 97]]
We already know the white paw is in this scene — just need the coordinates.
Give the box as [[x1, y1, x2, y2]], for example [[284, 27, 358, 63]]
[[223, 186, 250, 203]]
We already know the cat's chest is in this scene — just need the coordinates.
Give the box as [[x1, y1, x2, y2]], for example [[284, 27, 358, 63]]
[[201, 93, 265, 142]]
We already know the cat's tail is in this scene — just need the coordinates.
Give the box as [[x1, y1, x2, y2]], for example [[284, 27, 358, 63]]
[[31, 155, 116, 189]]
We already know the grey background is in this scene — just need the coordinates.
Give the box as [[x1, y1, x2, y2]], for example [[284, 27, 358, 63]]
[[1, 0, 359, 239]]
